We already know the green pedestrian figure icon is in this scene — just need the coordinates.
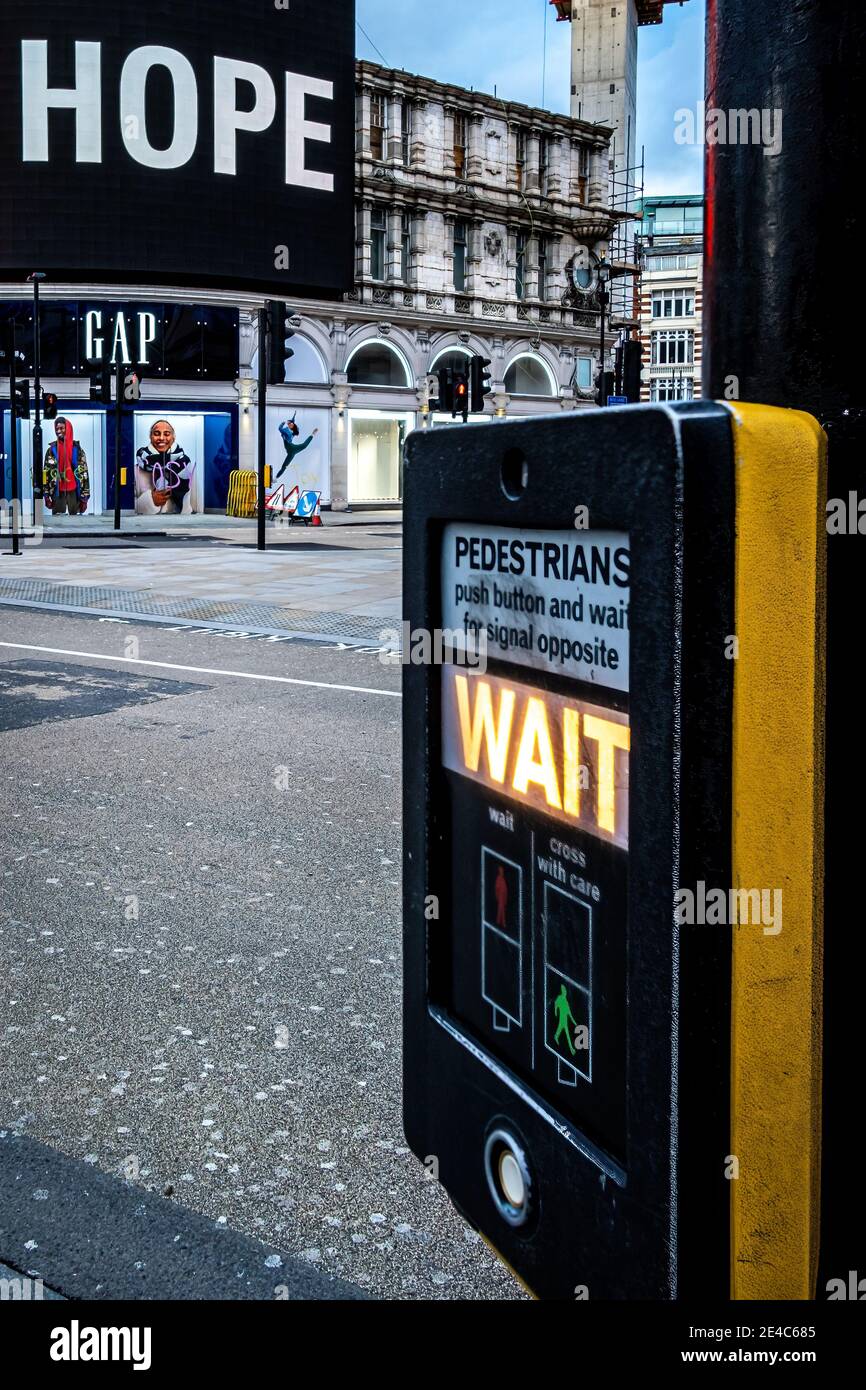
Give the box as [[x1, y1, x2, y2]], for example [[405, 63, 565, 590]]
[[553, 984, 577, 1057]]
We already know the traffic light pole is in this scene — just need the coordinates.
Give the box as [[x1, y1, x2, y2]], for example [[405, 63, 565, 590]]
[[703, 0, 866, 1290], [8, 327, 20, 557], [114, 354, 123, 531], [257, 306, 267, 552], [29, 273, 44, 522]]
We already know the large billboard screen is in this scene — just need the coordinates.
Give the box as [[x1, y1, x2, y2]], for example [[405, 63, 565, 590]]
[[0, 0, 355, 297]]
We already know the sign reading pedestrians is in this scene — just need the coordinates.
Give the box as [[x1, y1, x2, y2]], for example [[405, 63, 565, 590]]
[[402, 402, 825, 1299]]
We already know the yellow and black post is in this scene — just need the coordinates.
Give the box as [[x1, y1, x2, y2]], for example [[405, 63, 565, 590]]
[[704, 0, 866, 1292]]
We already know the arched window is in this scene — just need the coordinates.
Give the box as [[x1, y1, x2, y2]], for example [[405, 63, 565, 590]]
[[504, 353, 556, 397], [282, 336, 328, 385], [346, 341, 411, 387], [429, 347, 472, 377]]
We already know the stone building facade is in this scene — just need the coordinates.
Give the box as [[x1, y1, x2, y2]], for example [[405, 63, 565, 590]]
[[2, 61, 619, 515], [253, 60, 618, 508]]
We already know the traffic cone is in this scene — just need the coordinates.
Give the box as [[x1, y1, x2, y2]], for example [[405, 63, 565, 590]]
[[311, 494, 323, 527]]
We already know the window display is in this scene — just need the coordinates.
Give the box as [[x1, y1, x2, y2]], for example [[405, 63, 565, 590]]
[[132, 411, 234, 514], [9, 409, 105, 519], [43, 417, 90, 515], [266, 406, 330, 504], [133, 416, 201, 515], [348, 411, 410, 503]]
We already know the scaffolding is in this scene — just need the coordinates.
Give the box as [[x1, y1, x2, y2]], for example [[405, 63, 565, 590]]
[[607, 141, 644, 336]]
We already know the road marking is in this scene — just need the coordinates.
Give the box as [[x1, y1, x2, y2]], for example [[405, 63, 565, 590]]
[[0, 641, 401, 699]]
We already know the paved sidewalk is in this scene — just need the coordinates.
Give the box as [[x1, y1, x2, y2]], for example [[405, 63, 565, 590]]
[[0, 518, 402, 640], [24, 509, 403, 540]]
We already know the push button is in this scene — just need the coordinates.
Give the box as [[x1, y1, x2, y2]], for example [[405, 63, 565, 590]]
[[484, 1128, 533, 1228]]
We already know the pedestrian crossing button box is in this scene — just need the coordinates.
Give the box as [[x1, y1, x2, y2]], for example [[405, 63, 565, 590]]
[[403, 401, 826, 1301], [402, 404, 743, 1300]]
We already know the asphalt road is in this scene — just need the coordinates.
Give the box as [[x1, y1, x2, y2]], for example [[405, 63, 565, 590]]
[[0, 605, 522, 1300]]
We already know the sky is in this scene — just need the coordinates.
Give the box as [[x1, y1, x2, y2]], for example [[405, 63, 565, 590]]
[[356, 0, 705, 196]]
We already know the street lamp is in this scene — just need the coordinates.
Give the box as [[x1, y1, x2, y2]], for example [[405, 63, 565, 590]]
[[597, 254, 611, 407]]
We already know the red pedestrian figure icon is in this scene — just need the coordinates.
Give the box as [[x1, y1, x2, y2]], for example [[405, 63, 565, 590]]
[[494, 863, 509, 929]]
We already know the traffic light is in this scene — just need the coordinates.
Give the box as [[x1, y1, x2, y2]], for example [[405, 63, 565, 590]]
[[470, 355, 492, 413], [89, 362, 112, 405], [42, 391, 58, 420], [265, 301, 296, 385], [13, 378, 30, 419], [430, 366, 454, 415], [621, 340, 642, 404], [453, 370, 469, 422], [596, 368, 615, 407]]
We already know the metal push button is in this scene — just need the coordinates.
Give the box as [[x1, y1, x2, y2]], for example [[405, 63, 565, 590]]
[[484, 1127, 533, 1228]]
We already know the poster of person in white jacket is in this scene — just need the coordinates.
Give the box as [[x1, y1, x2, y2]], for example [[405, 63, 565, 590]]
[[134, 419, 198, 514]]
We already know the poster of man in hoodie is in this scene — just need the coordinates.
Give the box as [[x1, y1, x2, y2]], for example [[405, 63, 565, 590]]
[[134, 418, 198, 515], [42, 417, 90, 515]]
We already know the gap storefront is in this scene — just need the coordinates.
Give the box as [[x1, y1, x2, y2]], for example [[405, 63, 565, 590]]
[[1, 299, 240, 518]]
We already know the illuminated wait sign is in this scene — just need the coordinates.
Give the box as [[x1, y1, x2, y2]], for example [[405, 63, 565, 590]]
[[441, 666, 629, 849]]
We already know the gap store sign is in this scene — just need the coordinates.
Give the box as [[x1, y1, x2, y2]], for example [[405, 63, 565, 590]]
[[0, 302, 240, 380]]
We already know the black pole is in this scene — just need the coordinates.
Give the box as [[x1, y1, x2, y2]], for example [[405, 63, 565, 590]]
[[114, 353, 123, 531], [703, 0, 866, 1290], [8, 324, 20, 556], [30, 273, 44, 529], [257, 306, 267, 552], [598, 292, 606, 407]]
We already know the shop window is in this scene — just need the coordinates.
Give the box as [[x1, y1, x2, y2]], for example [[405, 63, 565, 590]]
[[11, 410, 107, 518], [349, 414, 407, 502], [505, 354, 555, 397], [346, 342, 409, 388]]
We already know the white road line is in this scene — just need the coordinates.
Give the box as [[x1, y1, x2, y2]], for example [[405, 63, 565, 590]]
[[0, 641, 401, 699]]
